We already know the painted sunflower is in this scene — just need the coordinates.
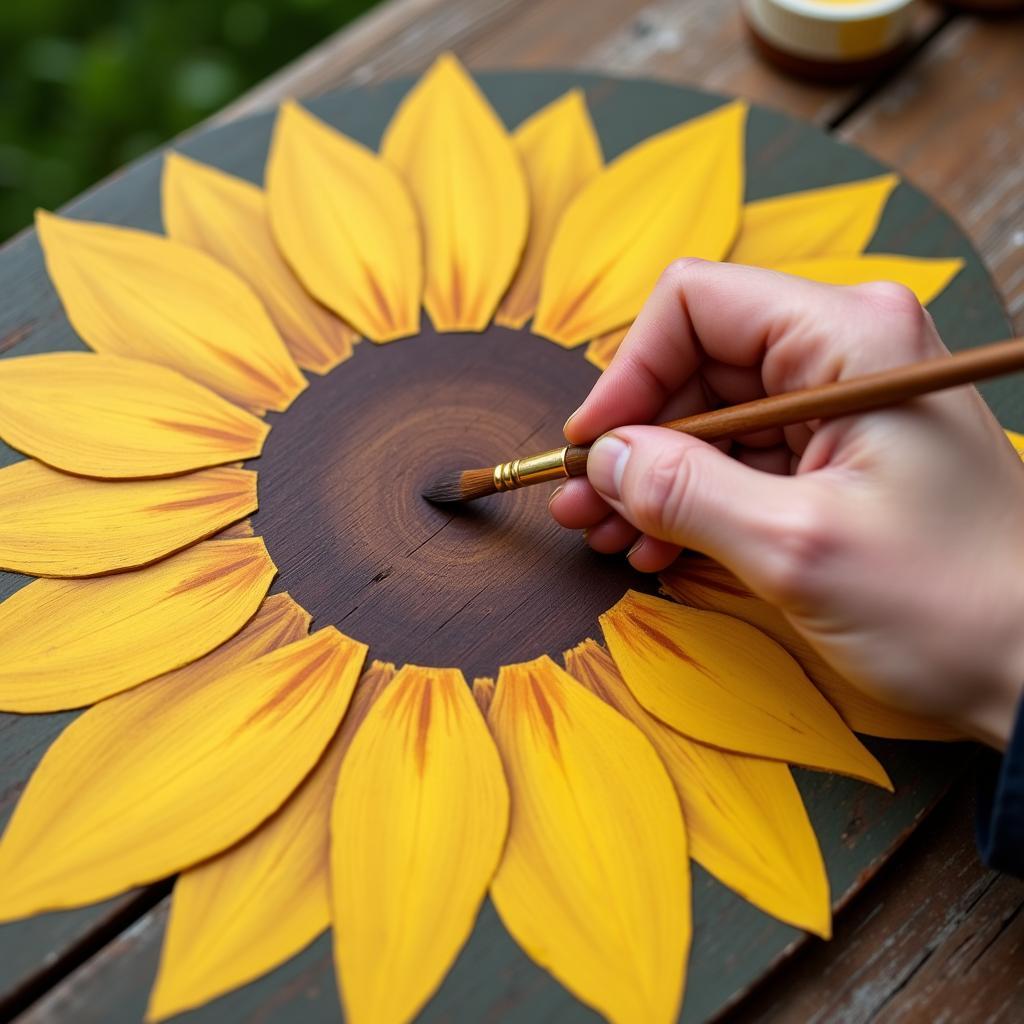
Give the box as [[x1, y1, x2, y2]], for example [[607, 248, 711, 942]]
[[0, 54, 990, 1024]]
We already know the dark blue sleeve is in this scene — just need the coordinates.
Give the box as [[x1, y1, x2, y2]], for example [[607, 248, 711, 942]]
[[976, 697, 1024, 877]]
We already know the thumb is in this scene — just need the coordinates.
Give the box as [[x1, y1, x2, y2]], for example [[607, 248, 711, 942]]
[[587, 425, 814, 590]]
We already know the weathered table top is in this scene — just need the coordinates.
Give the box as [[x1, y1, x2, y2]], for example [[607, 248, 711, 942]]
[[2, 2, 1023, 1022]]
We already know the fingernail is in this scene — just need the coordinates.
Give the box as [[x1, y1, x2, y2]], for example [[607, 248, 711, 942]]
[[587, 434, 630, 501], [627, 536, 645, 559], [548, 484, 565, 507], [562, 410, 580, 437]]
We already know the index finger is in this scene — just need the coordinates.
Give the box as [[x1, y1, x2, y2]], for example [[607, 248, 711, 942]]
[[563, 259, 856, 443]]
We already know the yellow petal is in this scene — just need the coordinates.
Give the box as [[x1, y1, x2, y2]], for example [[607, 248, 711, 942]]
[[331, 665, 508, 1024], [495, 90, 603, 329], [0, 626, 367, 921], [0, 353, 267, 478], [601, 591, 891, 788], [36, 210, 305, 413], [266, 101, 422, 343], [472, 675, 495, 716], [659, 558, 960, 741], [0, 537, 276, 712], [217, 518, 254, 539], [534, 101, 746, 347], [0, 461, 256, 577], [565, 640, 830, 938], [148, 660, 394, 1021], [730, 174, 899, 266], [162, 152, 357, 374], [380, 54, 528, 332], [585, 325, 629, 371], [1006, 428, 1024, 457], [774, 254, 963, 305], [489, 656, 690, 1024]]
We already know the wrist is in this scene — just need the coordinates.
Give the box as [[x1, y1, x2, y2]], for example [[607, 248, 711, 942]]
[[957, 619, 1024, 751]]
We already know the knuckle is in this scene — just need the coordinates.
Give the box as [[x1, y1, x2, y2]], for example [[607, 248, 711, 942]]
[[859, 280, 926, 324], [856, 280, 945, 361], [660, 256, 706, 289], [628, 446, 700, 542]]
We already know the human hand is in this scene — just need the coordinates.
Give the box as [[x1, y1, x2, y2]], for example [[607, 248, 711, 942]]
[[550, 259, 1024, 749]]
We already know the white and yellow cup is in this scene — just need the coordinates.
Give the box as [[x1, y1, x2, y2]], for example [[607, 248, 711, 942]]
[[744, 0, 917, 72]]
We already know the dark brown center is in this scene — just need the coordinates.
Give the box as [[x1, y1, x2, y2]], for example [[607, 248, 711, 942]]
[[253, 324, 650, 679]]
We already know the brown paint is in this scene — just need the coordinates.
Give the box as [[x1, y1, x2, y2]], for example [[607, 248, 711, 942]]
[[613, 602, 717, 681], [214, 347, 292, 401], [252, 325, 655, 679], [240, 640, 337, 728], [147, 489, 248, 513], [362, 266, 397, 333], [527, 675, 560, 751], [168, 551, 261, 596], [153, 419, 260, 447], [413, 679, 433, 775], [663, 557, 753, 600]]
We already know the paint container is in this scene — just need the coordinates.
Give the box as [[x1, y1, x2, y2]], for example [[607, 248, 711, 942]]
[[743, 0, 917, 82]]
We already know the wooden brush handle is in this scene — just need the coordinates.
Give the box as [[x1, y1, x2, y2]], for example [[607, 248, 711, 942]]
[[563, 336, 1024, 476]]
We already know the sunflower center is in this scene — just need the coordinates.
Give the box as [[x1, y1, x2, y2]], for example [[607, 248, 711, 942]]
[[253, 324, 651, 678]]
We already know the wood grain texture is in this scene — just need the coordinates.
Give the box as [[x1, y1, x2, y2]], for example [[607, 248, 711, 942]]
[[254, 326, 651, 678], [729, 776, 1024, 1023], [840, 15, 1024, 332], [208, 0, 944, 129]]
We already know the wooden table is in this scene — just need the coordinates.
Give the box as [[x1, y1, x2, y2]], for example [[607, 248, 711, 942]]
[[3, 2, 1023, 1021]]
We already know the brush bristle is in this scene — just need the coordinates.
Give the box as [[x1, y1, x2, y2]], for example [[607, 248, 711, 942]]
[[421, 467, 497, 504]]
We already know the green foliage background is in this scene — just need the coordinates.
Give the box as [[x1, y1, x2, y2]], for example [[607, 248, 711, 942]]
[[0, 0, 378, 241]]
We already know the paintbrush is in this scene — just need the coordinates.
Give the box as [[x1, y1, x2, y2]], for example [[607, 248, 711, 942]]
[[423, 336, 1024, 504]]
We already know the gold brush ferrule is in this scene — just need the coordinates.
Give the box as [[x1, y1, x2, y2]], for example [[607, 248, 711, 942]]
[[492, 445, 571, 492]]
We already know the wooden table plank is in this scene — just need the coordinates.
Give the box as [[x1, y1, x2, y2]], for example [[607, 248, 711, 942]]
[[729, 778, 1024, 1023], [211, 0, 945, 129], [839, 15, 1024, 333]]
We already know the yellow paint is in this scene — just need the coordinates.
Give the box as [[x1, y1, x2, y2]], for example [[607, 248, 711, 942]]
[[148, 660, 394, 1021], [381, 54, 529, 332], [489, 656, 690, 1024], [1005, 429, 1024, 457], [35, 210, 305, 414], [533, 101, 746, 347], [495, 90, 603, 329], [472, 676, 495, 715], [730, 174, 898, 266], [0, 461, 256, 577], [566, 640, 831, 938], [660, 558, 962, 741], [0, 353, 267, 478], [162, 152, 357, 374], [331, 665, 508, 1024], [775, 254, 964, 305], [0, 538, 276, 712], [601, 591, 891, 788], [0, 627, 366, 921], [266, 101, 422, 342]]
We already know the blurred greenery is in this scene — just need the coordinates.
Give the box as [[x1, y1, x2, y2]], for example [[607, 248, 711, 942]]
[[0, 0, 379, 241]]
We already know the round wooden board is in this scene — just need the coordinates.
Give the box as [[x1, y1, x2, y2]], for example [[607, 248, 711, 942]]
[[0, 72, 1014, 1024]]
